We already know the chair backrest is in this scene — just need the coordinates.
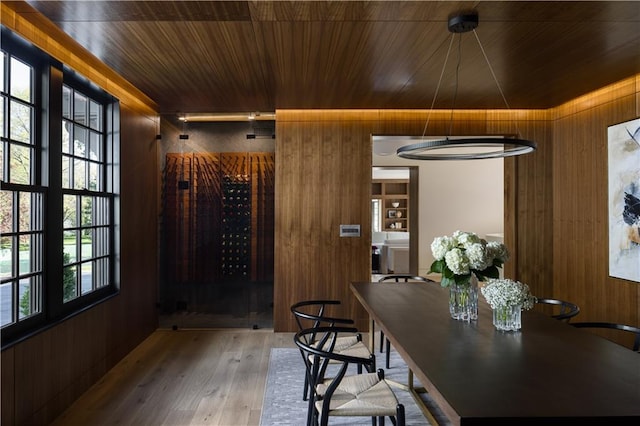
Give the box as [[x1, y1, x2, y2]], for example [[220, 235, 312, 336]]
[[535, 298, 580, 321], [294, 326, 380, 426], [294, 326, 377, 395], [291, 300, 354, 345], [378, 274, 435, 283], [572, 322, 640, 352]]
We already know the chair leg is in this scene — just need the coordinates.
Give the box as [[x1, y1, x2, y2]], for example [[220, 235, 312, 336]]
[[306, 393, 315, 426], [385, 338, 391, 369], [379, 329, 385, 353], [397, 404, 405, 426], [303, 375, 309, 400]]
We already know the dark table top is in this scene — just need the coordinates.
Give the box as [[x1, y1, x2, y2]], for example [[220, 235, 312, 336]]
[[351, 282, 640, 425]]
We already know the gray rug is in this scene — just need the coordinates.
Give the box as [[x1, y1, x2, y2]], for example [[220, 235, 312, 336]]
[[259, 346, 450, 425]]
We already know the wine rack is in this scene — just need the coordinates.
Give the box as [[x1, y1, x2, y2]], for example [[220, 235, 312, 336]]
[[163, 152, 274, 285], [221, 174, 251, 278]]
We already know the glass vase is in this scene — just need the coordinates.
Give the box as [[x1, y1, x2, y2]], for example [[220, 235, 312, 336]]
[[492, 304, 522, 331], [449, 275, 478, 321]]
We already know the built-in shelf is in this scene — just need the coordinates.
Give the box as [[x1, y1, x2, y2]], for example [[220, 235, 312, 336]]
[[372, 179, 409, 232]]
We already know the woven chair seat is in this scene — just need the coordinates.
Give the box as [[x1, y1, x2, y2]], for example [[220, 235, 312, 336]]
[[315, 373, 399, 417], [310, 337, 371, 364], [295, 326, 405, 426], [316, 335, 358, 350]]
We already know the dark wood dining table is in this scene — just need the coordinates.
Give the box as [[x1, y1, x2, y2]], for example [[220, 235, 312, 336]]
[[350, 281, 640, 425]]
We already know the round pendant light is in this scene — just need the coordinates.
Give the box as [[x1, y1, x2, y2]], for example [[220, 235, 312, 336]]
[[396, 12, 537, 160]]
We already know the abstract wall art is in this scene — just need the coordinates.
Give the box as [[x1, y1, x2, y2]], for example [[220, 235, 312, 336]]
[[608, 117, 640, 282]]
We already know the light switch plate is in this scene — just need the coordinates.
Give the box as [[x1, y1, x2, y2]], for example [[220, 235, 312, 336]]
[[340, 224, 361, 237]]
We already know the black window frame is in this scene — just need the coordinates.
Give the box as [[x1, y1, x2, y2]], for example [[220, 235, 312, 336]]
[[1, 27, 120, 348]]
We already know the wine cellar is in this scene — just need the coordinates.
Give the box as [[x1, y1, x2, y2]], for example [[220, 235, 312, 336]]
[[161, 152, 275, 320]]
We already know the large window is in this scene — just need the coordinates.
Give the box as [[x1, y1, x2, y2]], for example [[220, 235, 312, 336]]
[[0, 29, 119, 346], [0, 52, 44, 326], [61, 85, 112, 301]]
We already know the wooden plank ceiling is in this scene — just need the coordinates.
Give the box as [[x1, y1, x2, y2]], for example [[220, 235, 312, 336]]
[[16, 1, 640, 114]]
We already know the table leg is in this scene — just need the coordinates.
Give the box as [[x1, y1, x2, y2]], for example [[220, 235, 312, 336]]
[[368, 317, 375, 353], [408, 370, 439, 426], [384, 364, 439, 425]]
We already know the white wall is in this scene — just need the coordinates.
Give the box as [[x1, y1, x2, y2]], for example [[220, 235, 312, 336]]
[[373, 152, 504, 276]]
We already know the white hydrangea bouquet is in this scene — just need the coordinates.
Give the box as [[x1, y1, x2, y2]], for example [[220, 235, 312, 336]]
[[481, 278, 536, 310], [429, 230, 509, 287]]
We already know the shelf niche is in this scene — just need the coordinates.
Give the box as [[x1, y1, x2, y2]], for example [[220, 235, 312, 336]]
[[372, 179, 409, 232]]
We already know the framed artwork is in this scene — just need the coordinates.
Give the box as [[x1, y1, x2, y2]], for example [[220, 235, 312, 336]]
[[388, 210, 397, 218], [608, 117, 640, 282]]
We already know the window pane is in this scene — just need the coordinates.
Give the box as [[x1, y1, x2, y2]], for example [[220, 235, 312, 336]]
[[63, 265, 77, 302], [74, 125, 87, 158], [89, 131, 101, 160], [0, 236, 12, 279], [96, 227, 108, 256], [18, 192, 30, 232], [18, 276, 40, 320], [62, 156, 71, 188], [74, 158, 86, 190], [63, 230, 77, 263], [18, 235, 32, 275], [0, 95, 5, 139], [0, 191, 13, 234], [0, 51, 5, 93], [10, 57, 31, 103], [32, 192, 43, 230], [95, 258, 107, 288], [62, 85, 71, 119], [0, 142, 3, 179], [63, 194, 77, 228], [89, 100, 101, 131], [96, 197, 109, 226], [9, 143, 31, 184], [29, 233, 43, 273], [62, 120, 71, 153], [9, 100, 32, 143], [81, 196, 92, 226], [73, 91, 87, 125], [82, 229, 92, 261], [88, 162, 99, 191], [0, 282, 13, 327], [81, 262, 92, 295]]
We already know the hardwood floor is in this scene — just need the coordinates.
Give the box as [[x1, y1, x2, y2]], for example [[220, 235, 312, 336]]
[[51, 329, 296, 426]]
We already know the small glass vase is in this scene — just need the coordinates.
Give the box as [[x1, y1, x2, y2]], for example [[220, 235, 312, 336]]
[[492, 304, 522, 331], [449, 275, 478, 322]]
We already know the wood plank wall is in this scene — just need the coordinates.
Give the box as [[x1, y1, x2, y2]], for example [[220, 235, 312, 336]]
[[274, 109, 554, 332], [1, 105, 159, 425], [1, 4, 161, 425], [275, 83, 639, 334], [274, 112, 377, 332], [552, 77, 640, 341]]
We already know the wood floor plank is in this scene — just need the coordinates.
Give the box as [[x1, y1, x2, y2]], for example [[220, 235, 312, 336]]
[[51, 329, 296, 426]]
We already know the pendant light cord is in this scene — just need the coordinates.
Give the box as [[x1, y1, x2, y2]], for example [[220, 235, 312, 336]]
[[472, 29, 522, 137], [397, 12, 536, 160], [448, 34, 462, 138], [422, 27, 523, 139], [421, 33, 455, 139]]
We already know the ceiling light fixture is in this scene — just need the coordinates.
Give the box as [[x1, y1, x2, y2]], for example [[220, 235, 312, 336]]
[[397, 11, 536, 160], [176, 112, 276, 122]]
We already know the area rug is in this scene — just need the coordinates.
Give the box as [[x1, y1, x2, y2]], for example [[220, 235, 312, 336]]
[[259, 346, 450, 425]]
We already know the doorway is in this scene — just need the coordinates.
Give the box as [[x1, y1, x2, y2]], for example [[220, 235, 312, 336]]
[[372, 135, 505, 278], [158, 119, 275, 330], [371, 167, 419, 276]]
